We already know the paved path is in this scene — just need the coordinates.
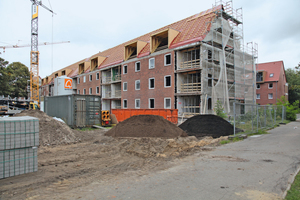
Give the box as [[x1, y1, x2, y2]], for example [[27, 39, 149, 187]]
[[65, 121, 300, 200]]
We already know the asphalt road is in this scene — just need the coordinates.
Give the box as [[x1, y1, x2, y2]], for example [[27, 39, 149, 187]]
[[65, 121, 300, 200]]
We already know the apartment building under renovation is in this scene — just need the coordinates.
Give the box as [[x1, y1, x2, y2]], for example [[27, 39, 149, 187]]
[[41, 0, 257, 119]]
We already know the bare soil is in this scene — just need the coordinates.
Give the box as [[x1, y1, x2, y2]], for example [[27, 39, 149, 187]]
[[0, 111, 228, 200]]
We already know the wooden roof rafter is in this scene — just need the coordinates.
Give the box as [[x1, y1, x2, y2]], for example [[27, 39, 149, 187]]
[[124, 40, 148, 61]]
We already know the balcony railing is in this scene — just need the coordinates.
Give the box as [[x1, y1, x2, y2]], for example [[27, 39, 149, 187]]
[[180, 82, 201, 93], [179, 59, 200, 70]]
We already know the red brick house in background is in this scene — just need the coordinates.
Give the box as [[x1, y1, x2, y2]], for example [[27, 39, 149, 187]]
[[256, 61, 288, 105]]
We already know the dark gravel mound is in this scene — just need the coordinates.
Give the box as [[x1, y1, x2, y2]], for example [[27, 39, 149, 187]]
[[105, 115, 187, 138], [179, 114, 237, 138]]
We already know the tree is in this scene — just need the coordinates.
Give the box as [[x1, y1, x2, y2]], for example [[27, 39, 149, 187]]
[[285, 67, 300, 104], [6, 62, 30, 98], [0, 57, 10, 96]]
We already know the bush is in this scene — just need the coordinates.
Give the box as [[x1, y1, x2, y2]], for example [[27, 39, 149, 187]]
[[277, 96, 300, 121], [214, 100, 227, 119]]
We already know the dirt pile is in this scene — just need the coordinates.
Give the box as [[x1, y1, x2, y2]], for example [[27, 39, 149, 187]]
[[15, 110, 80, 146], [179, 114, 236, 138], [115, 136, 228, 158], [105, 115, 187, 138]]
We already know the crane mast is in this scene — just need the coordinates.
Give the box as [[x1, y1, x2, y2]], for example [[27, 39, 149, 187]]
[[30, 0, 55, 104]]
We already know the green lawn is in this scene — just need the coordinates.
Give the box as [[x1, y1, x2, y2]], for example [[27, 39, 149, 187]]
[[285, 170, 300, 200]]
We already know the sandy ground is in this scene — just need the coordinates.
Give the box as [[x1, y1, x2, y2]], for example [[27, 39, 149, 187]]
[[0, 128, 227, 200]]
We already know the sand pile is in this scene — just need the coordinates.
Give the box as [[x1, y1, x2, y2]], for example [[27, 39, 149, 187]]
[[179, 114, 237, 138], [15, 110, 80, 146], [105, 115, 187, 138]]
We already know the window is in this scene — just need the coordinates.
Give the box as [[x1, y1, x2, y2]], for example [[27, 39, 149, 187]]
[[164, 98, 171, 109], [83, 76, 86, 83], [78, 90, 80, 94], [208, 74, 212, 87], [208, 98, 212, 110], [256, 94, 260, 99], [77, 78, 80, 84], [135, 62, 140, 72], [149, 98, 155, 109], [135, 99, 140, 109], [123, 82, 128, 91], [96, 73, 99, 80], [256, 84, 260, 89], [135, 80, 140, 90], [83, 89, 86, 94], [96, 86, 99, 94], [149, 78, 155, 89], [164, 54, 171, 66], [268, 93, 273, 99], [149, 58, 155, 69], [123, 99, 128, 108], [270, 73, 274, 77], [123, 65, 127, 74], [269, 83, 273, 89], [89, 88, 92, 94], [89, 74, 92, 81], [256, 72, 263, 82], [164, 75, 171, 87]]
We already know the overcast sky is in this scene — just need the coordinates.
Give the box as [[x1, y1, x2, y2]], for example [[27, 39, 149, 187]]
[[0, 0, 299, 78]]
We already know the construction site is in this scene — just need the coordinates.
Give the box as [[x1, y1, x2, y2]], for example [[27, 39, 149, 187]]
[[0, 0, 260, 199]]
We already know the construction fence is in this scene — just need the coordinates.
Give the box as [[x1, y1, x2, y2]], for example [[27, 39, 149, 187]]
[[232, 102, 286, 135]]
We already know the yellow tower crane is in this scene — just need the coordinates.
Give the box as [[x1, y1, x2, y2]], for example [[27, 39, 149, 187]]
[[30, 0, 55, 104], [0, 41, 70, 53]]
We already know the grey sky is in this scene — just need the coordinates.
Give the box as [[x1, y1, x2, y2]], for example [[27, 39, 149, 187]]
[[0, 0, 299, 78]]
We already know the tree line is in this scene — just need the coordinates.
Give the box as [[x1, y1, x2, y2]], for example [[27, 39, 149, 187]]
[[286, 63, 300, 104], [0, 57, 30, 98]]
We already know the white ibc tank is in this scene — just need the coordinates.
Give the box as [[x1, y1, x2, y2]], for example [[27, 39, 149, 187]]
[[53, 76, 73, 96]]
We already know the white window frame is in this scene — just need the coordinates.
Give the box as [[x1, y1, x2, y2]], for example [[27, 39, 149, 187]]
[[89, 74, 92, 81], [123, 99, 128, 109], [256, 84, 260, 89], [77, 77, 80, 84], [96, 86, 99, 94], [135, 61, 141, 72], [256, 94, 260, 99], [89, 87, 92, 94], [83, 76, 86, 83], [164, 53, 171, 66], [123, 65, 127, 74], [268, 83, 273, 89], [96, 72, 99, 80], [135, 80, 140, 90], [135, 99, 140, 109], [164, 97, 171, 109], [78, 90, 80, 94], [268, 93, 273, 99], [123, 82, 128, 91], [164, 75, 171, 87], [149, 98, 155, 109], [83, 88, 86, 94], [149, 58, 155, 69], [149, 78, 155, 89]]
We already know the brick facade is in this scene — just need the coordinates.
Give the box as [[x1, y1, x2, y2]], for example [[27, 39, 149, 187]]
[[121, 51, 175, 109], [256, 61, 287, 105], [77, 71, 101, 96]]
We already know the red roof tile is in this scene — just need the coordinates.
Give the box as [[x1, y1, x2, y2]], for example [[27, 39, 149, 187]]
[[256, 61, 285, 82], [45, 5, 223, 79]]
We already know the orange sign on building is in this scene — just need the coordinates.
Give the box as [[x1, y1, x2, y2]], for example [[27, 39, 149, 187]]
[[64, 79, 72, 89]]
